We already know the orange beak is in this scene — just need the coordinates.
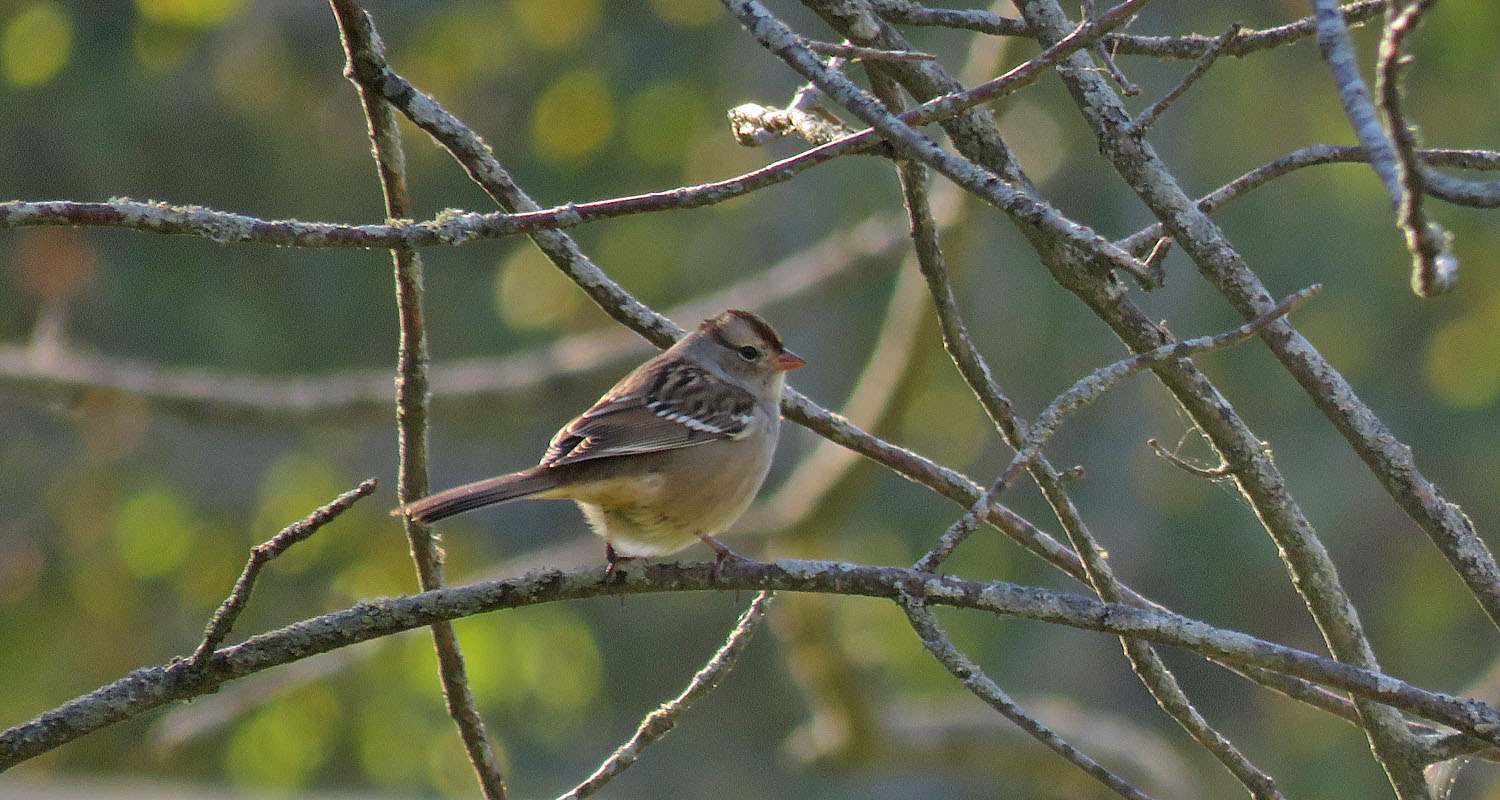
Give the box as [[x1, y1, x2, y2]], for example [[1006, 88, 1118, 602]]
[[772, 349, 807, 371]]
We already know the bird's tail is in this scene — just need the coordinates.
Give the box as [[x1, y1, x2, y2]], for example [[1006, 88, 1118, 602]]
[[392, 466, 556, 524]]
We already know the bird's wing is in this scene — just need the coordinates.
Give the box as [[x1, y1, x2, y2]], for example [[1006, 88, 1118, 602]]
[[541, 361, 758, 468]]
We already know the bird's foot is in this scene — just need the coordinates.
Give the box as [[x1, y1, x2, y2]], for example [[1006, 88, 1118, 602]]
[[700, 535, 748, 580], [604, 543, 638, 586]]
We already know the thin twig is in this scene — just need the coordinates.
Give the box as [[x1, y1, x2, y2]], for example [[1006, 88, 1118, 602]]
[[13, 560, 1500, 770], [330, 2, 507, 797], [805, 39, 935, 61], [917, 284, 1316, 570], [1082, 0, 1140, 95], [192, 479, 378, 663], [0, 0, 1155, 260], [872, 0, 1386, 60], [1016, 0, 1431, 793], [1147, 438, 1233, 478], [899, 594, 1157, 800], [559, 592, 774, 800], [1131, 23, 1242, 133], [6, 143, 1492, 259], [1376, 0, 1457, 296], [0, 215, 892, 420], [895, 154, 1285, 795], [721, 0, 1158, 288], [1117, 145, 1500, 255]]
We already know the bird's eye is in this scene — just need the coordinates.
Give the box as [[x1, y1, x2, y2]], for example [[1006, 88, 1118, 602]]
[[737, 345, 760, 361]]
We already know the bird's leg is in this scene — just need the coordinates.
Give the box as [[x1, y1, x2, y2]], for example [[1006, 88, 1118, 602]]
[[699, 534, 747, 580], [604, 542, 637, 584]]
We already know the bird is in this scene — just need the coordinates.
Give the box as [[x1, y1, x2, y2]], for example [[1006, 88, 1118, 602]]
[[393, 309, 805, 575]]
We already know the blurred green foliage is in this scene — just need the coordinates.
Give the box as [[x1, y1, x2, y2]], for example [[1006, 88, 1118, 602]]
[[3, 0, 1500, 798]]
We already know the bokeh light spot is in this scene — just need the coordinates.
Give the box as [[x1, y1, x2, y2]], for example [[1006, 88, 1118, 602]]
[[1425, 310, 1500, 408], [514, 0, 600, 50], [223, 685, 337, 791], [625, 80, 708, 167], [135, 0, 246, 27], [133, 21, 199, 71], [531, 69, 614, 164], [112, 484, 196, 579], [651, 0, 722, 26], [495, 245, 582, 331], [1, 3, 72, 89], [9, 228, 100, 304], [403, 3, 514, 98]]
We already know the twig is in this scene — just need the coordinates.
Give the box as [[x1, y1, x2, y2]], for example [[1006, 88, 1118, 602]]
[[1019, 287, 1316, 468], [729, 85, 853, 147], [330, 3, 507, 797], [805, 39, 935, 61], [918, 287, 1317, 571], [192, 479, 377, 663], [12, 560, 1500, 770], [1376, 0, 1457, 296], [1117, 145, 1500, 255], [1148, 438, 1233, 478], [1082, 0, 1140, 95], [0, 0, 1155, 260], [873, 0, 1386, 60], [896, 150, 1283, 794], [1016, 0, 1431, 793], [1310, 0, 1445, 300], [720, 0, 1158, 288], [898, 594, 1157, 800], [559, 592, 774, 800], [0, 213, 890, 420], [1131, 23, 1241, 133]]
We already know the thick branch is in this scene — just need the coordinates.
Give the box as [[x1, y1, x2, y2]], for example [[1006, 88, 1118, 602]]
[[8, 559, 1500, 770]]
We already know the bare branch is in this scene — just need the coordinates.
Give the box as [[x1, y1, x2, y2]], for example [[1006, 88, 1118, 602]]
[[1016, 0, 1431, 792], [899, 595, 1157, 800], [193, 479, 378, 663], [331, 2, 507, 796], [0, 211, 889, 419], [560, 592, 773, 800], [873, 0, 1387, 60], [1081, 0, 1140, 95], [1310, 0, 1452, 300], [1118, 145, 1500, 256], [805, 39, 935, 61], [720, 0, 1158, 288], [1131, 23, 1242, 133], [11, 560, 1500, 770], [1376, 0, 1458, 296]]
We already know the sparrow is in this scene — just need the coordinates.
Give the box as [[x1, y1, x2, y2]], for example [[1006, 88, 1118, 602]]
[[394, 309, 805, 574]]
